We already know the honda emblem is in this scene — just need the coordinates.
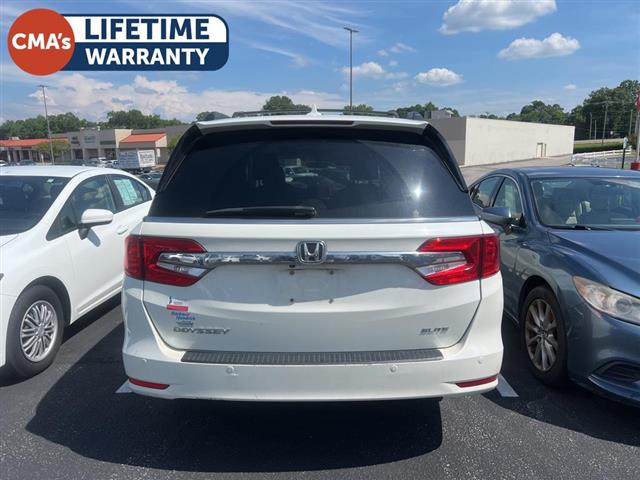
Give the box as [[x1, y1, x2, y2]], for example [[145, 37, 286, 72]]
[[296, 241, 327, 264]]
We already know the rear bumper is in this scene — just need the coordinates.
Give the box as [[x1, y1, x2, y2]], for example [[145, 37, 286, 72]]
[[122, 275, 503, 401]]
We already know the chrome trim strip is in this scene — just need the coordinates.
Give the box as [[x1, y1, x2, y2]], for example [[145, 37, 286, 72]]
[[158, 250, 465, 270]]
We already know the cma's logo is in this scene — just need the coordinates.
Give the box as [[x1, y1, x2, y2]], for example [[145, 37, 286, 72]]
[[11, 32, 72, 50]]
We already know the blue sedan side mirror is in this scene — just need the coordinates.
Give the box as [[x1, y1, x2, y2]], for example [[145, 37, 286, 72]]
[[481, 206, 514, 226]]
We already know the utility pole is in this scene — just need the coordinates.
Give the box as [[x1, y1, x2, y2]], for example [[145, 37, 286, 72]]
[[601, 102, 608, 144], [636, 90, 640, 163], [629, 110, 634, 137], [344, 26, 358, 112], [38, 84, 55, 165], [589, 112, 592, 140], [636, 111, 640, 163], [594, 119, 598, 141]]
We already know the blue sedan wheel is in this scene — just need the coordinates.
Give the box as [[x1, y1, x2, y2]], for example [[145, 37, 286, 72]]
[[525, 299, 558, 372], [520, 286, 568, 386]]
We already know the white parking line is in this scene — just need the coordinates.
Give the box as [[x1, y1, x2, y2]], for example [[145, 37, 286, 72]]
[[496, 374, 519, 397], [115, 381, 132, 394]]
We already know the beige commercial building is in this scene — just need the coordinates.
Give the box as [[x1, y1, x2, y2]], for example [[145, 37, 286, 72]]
[[2, 118, 574, 168], [429, 117, 575, 166], [64, 125, 190, 164]]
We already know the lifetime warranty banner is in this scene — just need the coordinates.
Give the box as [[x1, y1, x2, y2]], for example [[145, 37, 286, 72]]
[[8, 9, 229, 75]]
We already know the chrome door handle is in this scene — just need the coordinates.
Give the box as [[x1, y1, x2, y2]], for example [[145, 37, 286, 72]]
[[116, 225, 129, 235]]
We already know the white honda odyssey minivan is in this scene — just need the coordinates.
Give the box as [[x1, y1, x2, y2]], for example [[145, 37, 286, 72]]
[[122, 111, 504, 400]]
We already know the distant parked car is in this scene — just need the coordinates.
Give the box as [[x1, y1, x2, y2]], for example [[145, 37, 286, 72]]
[[0, 166, 153, 377], [470, 167, 640, 405], [137, 171, 162, 190], [89, 157, 109, 168]]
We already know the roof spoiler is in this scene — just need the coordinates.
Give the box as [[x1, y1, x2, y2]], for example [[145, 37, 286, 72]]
[[232, 108, 399, 118]]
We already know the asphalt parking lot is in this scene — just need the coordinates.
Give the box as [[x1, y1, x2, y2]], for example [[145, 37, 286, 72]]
[[1, 296, 639, 480]]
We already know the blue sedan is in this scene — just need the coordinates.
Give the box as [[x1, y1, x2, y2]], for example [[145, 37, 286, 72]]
[[469, 167, 640, 405]]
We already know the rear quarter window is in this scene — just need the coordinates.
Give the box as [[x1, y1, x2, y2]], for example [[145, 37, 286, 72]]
[[151, 129, 474, 219]]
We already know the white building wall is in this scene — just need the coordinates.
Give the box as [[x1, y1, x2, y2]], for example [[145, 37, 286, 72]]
[[463, 117, 575, 166], [427, 117, 466, 166]]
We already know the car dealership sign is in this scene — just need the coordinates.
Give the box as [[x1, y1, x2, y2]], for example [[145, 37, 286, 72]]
[[8, 9, 229, 75]]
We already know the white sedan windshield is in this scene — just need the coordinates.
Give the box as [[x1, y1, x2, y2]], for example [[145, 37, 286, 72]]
[[0, 176, 69, 234]]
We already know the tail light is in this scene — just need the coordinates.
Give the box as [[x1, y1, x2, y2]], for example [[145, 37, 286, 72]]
[[456, 375, 497, 388], [128, 377, 170, 390], [125, 235, 206, 286], [417, 234, 500, 285]]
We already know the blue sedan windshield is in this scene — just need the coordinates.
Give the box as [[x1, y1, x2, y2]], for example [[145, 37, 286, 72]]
[[0, 176, 69, 235], [531, 177, 640, 230]]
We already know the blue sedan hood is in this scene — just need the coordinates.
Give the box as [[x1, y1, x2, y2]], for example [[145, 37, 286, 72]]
[[549, 230, 640, 297]]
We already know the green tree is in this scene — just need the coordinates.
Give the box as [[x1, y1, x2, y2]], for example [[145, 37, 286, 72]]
[[395, 102, 438, 119], [0, 113, 96, 139], [262, 95, 310, 112], [48, 112, 94, 133], [343, 104, 374, 114], [105, 109, 182, 129], [34, 140, 71, 163], [0, 116, 48, 139], [167, 134, 181, 153], [566, 104, 586, 139], [478, 113, 504, 120], [574, 79, 640, 140], [195, 111, 228, 121], [508, 100, 567, 125]]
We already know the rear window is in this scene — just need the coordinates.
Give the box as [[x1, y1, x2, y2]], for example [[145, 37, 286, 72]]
[[151, 129, 473, 219]]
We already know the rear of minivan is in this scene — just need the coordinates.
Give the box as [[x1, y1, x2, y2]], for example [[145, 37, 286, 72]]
[[122, 116, 503, 400]]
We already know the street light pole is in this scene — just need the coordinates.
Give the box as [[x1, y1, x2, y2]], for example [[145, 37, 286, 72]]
[[601, 102, 608, 145], [38, 84, 55, 165], [589, 112, 592, 140], [636, 112, 640, 163], [344, 26, 358, 112]]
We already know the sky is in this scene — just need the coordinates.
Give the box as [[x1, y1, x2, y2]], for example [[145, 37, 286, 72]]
[[1, 0, 639, 123]]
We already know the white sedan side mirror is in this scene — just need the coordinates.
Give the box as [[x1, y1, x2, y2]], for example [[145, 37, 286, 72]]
[[78, 209, 113, 239], [80, 208, 114, 227]]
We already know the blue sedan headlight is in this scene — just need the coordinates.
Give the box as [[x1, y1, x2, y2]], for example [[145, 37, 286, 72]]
[[574, 276, 640, 325]]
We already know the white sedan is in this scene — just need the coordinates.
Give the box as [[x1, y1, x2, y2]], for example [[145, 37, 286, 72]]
[[0, 166, 153, 377]]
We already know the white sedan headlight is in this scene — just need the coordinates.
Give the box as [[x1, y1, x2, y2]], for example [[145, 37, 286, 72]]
[[574, 276, 640, 325]]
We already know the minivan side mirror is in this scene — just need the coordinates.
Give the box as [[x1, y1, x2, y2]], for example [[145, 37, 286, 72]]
[[78, 208, 113, 239], [480, 206, 513, 226]]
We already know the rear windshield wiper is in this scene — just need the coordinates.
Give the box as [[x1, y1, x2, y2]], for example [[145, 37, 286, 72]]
[[204, 206, 317, 218]]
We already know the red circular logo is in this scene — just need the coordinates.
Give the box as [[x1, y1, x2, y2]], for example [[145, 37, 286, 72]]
[[8, 9, 75, 76]]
